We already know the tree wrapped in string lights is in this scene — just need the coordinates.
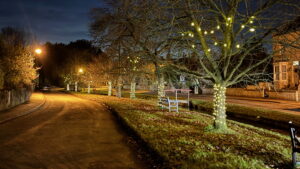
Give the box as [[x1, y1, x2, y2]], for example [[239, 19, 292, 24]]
[[179, 0, 300, 131]]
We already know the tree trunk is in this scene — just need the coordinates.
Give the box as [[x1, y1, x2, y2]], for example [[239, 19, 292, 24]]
[[75, 82, 78, 92], [87, 82, 91, 94], [213, 84, 227, 130], [130, 77, 136, 99], [66, 84, 70, 91], [116, 77, 122, 98], [158, 76, 165, 100], [108, 81, 112, 96], [194, 86, 199, 94]]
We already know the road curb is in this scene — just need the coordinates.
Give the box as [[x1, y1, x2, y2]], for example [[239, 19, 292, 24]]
[[0, 93, 46, 124]]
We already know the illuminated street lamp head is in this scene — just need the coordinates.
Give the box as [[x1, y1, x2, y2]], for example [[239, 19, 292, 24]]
[[78, 68, 83, 73], [35, 48, 42, 55]]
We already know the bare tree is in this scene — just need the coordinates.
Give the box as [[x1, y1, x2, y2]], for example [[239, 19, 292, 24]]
[[90, 0, 176, 100], [172, 0, 300, 131]]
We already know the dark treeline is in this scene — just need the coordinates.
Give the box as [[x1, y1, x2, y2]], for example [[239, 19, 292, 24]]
[[39, 40, 101, 87]]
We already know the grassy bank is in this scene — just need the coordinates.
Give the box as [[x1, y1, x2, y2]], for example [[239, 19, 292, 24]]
[[73, 93, 291, 169], [191, 99, 300, 128]]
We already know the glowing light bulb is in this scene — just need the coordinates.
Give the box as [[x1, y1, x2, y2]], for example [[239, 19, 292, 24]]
[[224, 43, 227, 47], [250, 20, 253, 24], [181, 33, 184, 36], [227, 17, 231, 21], [192, 44, 195, 48], [197, 27, 201, 31], [204, 31, 208, 35], [207, 48, 211, 52], [191, 22, 195, 26], [241, 25, 245, 29], [217, 25, 220, 29], [236, 44, 240, 48], [249, 28, 255, 32], [214, 42, 218, 45], [35, 48, 42, 54], [210, 30, 214, 34]]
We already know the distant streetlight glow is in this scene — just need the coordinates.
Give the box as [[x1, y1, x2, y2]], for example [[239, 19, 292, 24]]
[[78, 68, 83, 73], [35, 48, 42, 55]]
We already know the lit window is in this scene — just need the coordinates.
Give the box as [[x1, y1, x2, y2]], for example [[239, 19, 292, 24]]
[[282, 65, 287, 80], [275, 66, 279, 80]]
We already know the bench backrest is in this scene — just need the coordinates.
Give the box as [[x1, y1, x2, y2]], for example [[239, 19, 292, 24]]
[[289, 122, 299, 149], [160, 97, 169, 102]]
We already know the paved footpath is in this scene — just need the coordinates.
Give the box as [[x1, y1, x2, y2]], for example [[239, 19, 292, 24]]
[[0, 92, 46, 124], [0, 92, 147, 169], [190, 94, 300, 115]]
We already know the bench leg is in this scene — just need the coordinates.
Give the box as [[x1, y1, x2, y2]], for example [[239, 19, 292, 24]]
[[292, 152, 297, 168]]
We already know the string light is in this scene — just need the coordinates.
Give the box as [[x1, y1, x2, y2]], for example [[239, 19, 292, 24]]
[[192, 44, 195, 48], [227, 17, 231, 21], [224, 43, 227, 47], [250, 20, 254, 24], [251, 16, 255, 19], [236, 44, 240, 48], [210, 30, 214, 34], [249, 28, 255, 32], [214, 42, 218, 45], [204, 31, 208, 35], [207, 48, 211, 52], [241, 25, 245, 29], [197, 27, 201, 31], [191, 22, 195, 26], [217, 25, 220, 29], [181, 33, 184, 36]]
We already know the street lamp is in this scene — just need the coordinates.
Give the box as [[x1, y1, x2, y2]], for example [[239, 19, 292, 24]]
[[75, 68, 84, 92], [35, 48, 42, 55], [34, 48, 43, 89]]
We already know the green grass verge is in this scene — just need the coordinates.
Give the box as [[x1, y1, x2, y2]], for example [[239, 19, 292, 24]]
[[73, 93, 292, 169], [191, 99, 300, 127]]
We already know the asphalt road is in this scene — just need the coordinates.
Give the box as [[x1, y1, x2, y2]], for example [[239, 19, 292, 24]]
[[0, 93, 147, 169]]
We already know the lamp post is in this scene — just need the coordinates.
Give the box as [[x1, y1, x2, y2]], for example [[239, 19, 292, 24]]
[[75, 68, 83, 92], [34, 48, 42, 89]]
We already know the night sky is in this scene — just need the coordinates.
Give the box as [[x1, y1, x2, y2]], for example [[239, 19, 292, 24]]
[[0, 0, 105, 44]]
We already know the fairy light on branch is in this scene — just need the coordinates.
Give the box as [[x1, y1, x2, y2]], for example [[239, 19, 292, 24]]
[[249, 28, 255, 32], [191, 22, 195, 27], [188, 32, 194, 37]]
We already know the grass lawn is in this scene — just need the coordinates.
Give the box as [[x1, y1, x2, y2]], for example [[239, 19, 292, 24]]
[[73, 93, 292, 169]]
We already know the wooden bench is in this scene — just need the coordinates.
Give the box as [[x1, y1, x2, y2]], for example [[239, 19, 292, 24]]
[[159, 97, 178, 112], [289, 121, 300, 168]]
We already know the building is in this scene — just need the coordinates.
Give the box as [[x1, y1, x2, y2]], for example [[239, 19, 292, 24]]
[[273, 18, 300, 89]]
